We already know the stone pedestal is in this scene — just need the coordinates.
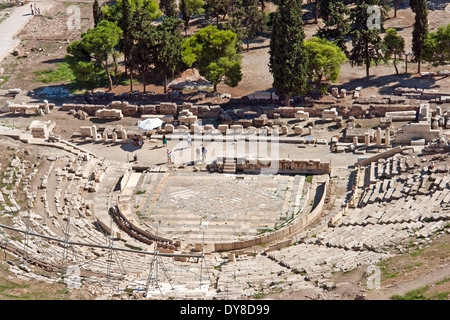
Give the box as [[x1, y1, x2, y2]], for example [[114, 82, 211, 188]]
[[365, 132, 370, 146], [446, 117, 450, 129], [165, 124, 174, 133], [376, 127, 382, 146], [432, 120, 439, 129], [420, 103, 430, 120], [92, 125, 98, 142], [331, 87, 339, 98], [43, 100, 50, 114], [218, 124, 228, 134], [294, 126, 303, 135], [295, 110, 309, 121], [120, 129, 127, 141], [385, 128, 390, 147]]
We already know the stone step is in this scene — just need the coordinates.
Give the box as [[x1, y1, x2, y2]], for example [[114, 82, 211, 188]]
[[223, 163, 236, 173]]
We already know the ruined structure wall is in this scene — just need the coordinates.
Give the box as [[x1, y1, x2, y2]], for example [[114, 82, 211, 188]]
[[216, 158, 331, 175], [394, 124, 441, 144], [60, 101, 419, 121], [369, 105, 419, 118]]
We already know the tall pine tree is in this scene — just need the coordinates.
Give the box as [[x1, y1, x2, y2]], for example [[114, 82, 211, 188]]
[[159, 0, 177, 18], [120, 0, 133, 80], [411, 0, 428, 73], [307, 0, 321, 24], [269, 0, 309, 107], [349, 0, 384, 81], [180, 0, 189, 34], [179, 0, 205, 35], [129, 5, 158, 93], [240, 0, 267, 52], [93, 0, 104, 27], [154, 18, 186, 93], [230, 0, 266, 52], [317, 0, 350, 55], [205, 0, 229, 27]]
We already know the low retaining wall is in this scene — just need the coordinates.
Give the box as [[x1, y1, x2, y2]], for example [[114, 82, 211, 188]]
[[213, 158, 331, 175], [355, 146, 403, 167], [111, 206, 177, 250], [59, 100, 420, 122]]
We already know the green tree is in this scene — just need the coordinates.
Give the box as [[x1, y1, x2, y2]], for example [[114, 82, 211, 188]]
[[129, 5, 158, 92], [411, 0, 428, 73], [393, 0, 405, 18], [304, 37, 347, 86], [317, 0, 350, 55], [154, 18, 186, 93], [382, 28, 405, 74], [349, 1, 385, 81], [101, 0, 161, 88], [307, 0, 321, 24], [159, 0, 177, 18], [205, 0, 229, 26], [422, 24, 450, 67], [93, 0, 104, 27], [102, 0, 161, 24], [120, 0, 133, 78], [269, 0, 309, 107], [235, 0, 267, 52], [66, 20, 122, 91], [66, 41, 102, 91], [182, 25, 242, 91], [179, 0, 205, 35]]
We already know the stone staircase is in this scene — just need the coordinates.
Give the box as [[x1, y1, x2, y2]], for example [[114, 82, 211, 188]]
[[222, 159, 236, 174]]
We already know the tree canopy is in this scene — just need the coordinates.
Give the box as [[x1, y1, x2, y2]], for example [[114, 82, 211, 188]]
[[101, 0, 161, 24], [66, 20, 122, 91], [349, 1, 384, 81], [93, 0, 104, 27], [182, 25, 242, 91], [411, 0, 428, 73], [159, 0, 178, 18], [317, 0, 350, 55], [233, 0, 267, 52], [382, 28, 405, 74], [422, 23, 449, 67], [205, 0, 229, 27], [154, 18, 186, 93], [269, 0, 309, 106], [304, 37, 347, 86], [179, 0, 205, 34]]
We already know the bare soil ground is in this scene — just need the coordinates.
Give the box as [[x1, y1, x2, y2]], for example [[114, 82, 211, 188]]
[[1, 1, 449, 103], [0, 1, 450, 300]]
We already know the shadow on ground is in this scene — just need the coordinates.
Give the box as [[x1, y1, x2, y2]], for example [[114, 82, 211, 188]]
[[339, 73, 444, 95]]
